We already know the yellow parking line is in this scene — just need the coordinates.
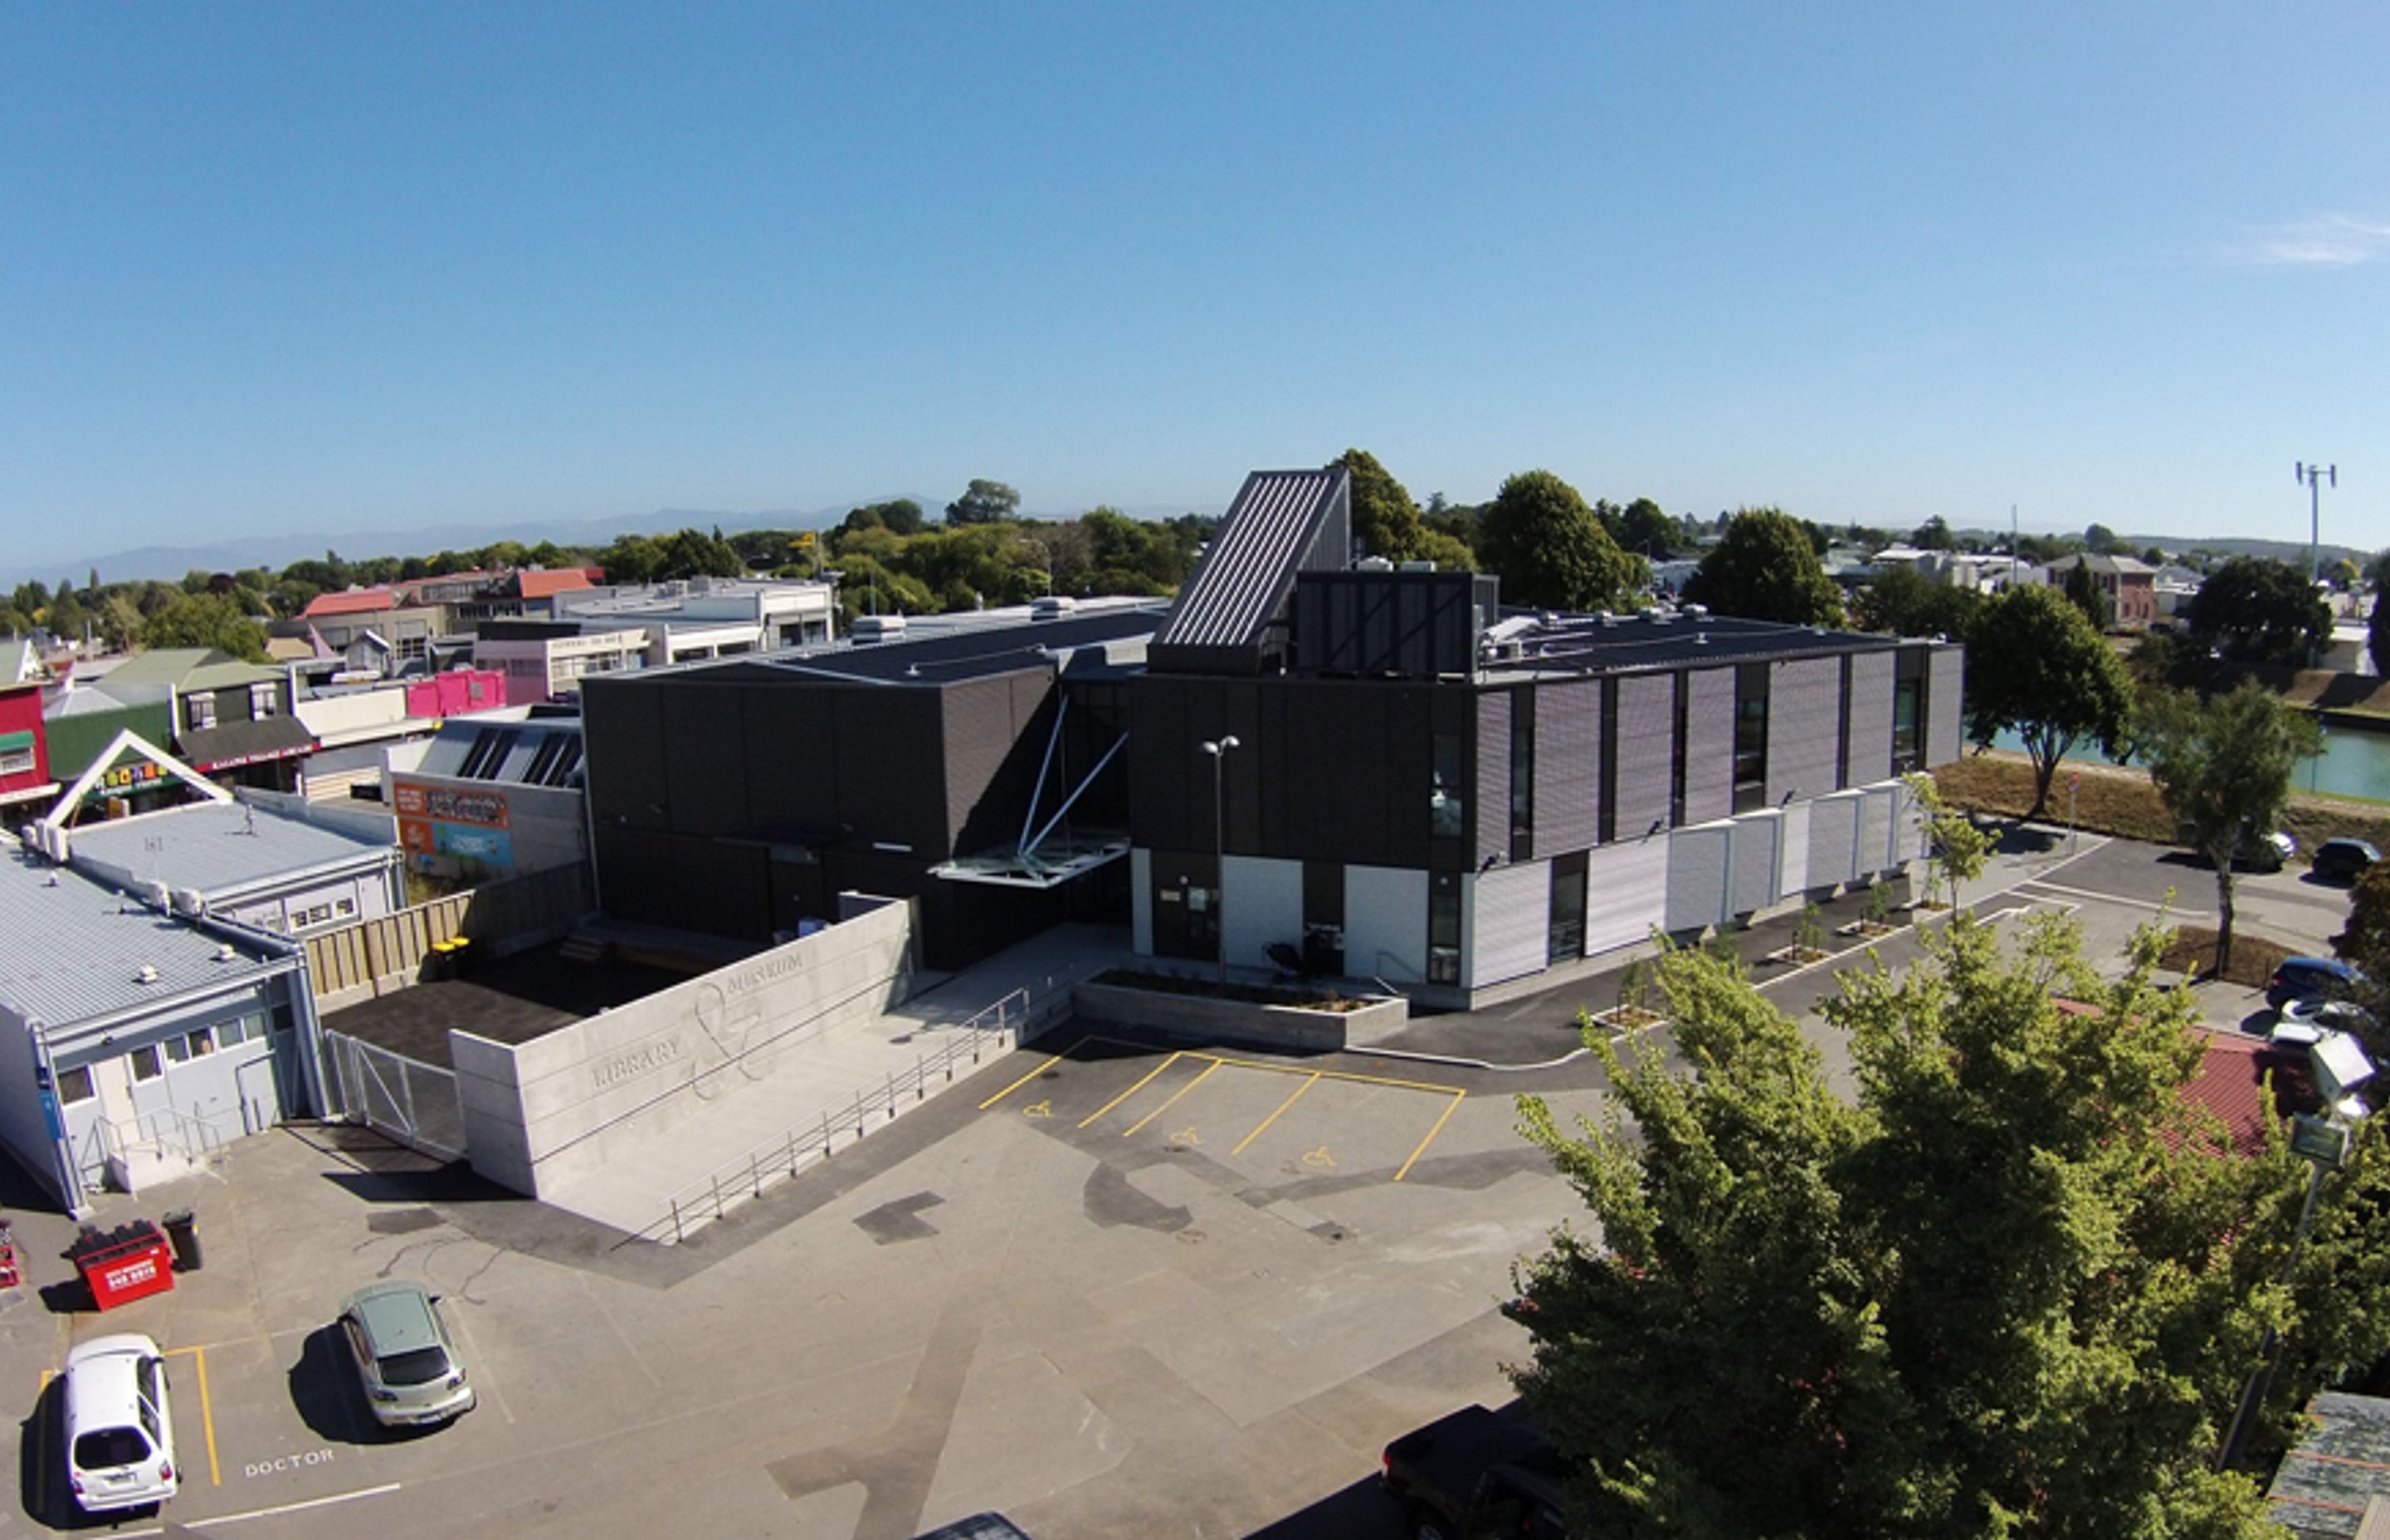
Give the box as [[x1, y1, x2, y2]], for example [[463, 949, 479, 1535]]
[[1393, 1089, 1466, 1182], [1202, 1055, 1462, 1095], [168, 1345, 222, 1485], [1122, 1060, 1222, 1138], [1077, 1052, 1183, 1128], [978, 1041, 1079, 1109], [1233, 1073, 1321, 1155]]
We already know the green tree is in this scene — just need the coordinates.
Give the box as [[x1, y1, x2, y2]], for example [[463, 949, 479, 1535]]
[[1616, 497, 1676, 561], [1510, 914, 2303, 1537], [2185, 557, 2331, 667], [1911, 514, 1955, 550], [1475, 470, 1646, 612], [1853, 564, 1981, 640], [2144, 545, 2170, 568], [945, 479, 1020, 526], [1966, 583, 2133, 817], [2373, 584, 2390, 680], [2135, 681, 2320, 973], [140, 592, 267, 662], [2084, 521, 2130, 556], [1332, 448, 1423, 561], [1680, 509, 1845, 626], [2061, 558, 2114, 631], [842, 499, 926, 538]]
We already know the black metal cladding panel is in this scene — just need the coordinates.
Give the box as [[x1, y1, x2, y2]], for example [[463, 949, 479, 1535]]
[[1929, 646, 1964, 768], [740, 683, 840, 833], [661, 684, 754, 836], [942, 671, 1044, 850], [1682, 666, 1736, 824], [1767, 656, 1843, 807], [583, 677, 671, 831], [1300, 685, 1400, 864], [831, 687, 950, 856], [1534, 679, 1602, 858], [595, 827, 675, 926], [1154, 469, 1345, 651], [1846, 651, 1895, 786], [672, 833, 773, 941], [1612, 674, 1675, 839], [1475, 691, 1510, 867]]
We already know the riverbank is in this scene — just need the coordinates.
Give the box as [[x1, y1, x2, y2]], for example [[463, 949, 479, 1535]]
[[1934, 748, 2390, 854]]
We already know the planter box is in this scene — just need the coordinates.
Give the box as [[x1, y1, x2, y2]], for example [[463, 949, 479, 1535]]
[[1767, 946, 1836, 967], [1839, 920, 1903, 939], [1072, 982, 1409, 1053], [1593, 1006, 1666, 1033]]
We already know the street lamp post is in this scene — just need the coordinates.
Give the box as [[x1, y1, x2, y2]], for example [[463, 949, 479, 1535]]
[[2297, 461, 2336, 587], [1201, 736, 1240, 984]]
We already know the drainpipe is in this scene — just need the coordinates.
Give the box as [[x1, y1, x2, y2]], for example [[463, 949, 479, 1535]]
[[28, 1019, 87, 1216]]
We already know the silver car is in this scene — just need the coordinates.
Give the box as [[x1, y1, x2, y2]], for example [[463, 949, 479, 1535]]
[[338, 1282, 476, 1427]]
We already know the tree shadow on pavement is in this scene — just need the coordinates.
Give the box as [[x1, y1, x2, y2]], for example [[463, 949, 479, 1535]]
[[1244, 1475, 1405, 1538]]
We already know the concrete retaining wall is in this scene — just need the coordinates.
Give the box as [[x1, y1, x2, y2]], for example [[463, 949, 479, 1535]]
[[1072, 981, 1407, 1055], [450, 895, 916, 1197]]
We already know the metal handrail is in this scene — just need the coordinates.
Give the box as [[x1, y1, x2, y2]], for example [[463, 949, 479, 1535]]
[[622, 975, 1085, 1246]]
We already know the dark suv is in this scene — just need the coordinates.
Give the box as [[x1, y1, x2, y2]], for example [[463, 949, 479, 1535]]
[[2267, 957, 2366, 1011], [2314, 839, 2382, 884]]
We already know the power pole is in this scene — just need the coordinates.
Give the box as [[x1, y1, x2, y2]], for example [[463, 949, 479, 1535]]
[[2297, 461, 2336, 584]]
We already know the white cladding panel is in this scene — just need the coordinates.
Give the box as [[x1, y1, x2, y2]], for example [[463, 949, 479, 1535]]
[[1131, 847, 1153, 955], [1889, 778, 1926, 862], [1477, 693, 1513, 867], [1777, 801, 1811, 900], [1929, 647, 1964, 768], [1612, 675, 1675, 839], [1807, 792, 1864, 888], [1533, 680, 1602, 857], [1223, 855, 1303, 972], [1861, 782, 1897, 872], [1345, 865, 1429, 984], [1846, 651, 1895, 786], [1732, 811, 1782, 916], [1682, 666, 1736, 825], [1666, 822, 1733, 933], [1467, 860, 1550, 988], [1583, 836, 1671, 957], [1767, 656, 1845, 807]]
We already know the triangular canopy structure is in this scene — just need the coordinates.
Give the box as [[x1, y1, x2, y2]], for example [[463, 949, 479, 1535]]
[[38, 728, 232, 831]]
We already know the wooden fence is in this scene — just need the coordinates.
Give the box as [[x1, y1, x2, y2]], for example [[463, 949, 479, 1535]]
[[305, 863, 593, 1014]]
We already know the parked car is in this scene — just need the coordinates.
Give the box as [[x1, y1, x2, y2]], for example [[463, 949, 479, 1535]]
[[1383, 1404, 1571, 1540], [63, 1333, 178, 1513], [2238, 831, 2298, 872], [2313, 838, 2383, 884], [913, 1517, 1035, 1539], [2278, 997, 2380, 1039], [2267, 957, 2368, 1011], [337, 1282, 475, 1427]]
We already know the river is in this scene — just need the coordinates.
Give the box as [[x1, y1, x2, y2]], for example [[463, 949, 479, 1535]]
[[1988, 718, 2390, 802]]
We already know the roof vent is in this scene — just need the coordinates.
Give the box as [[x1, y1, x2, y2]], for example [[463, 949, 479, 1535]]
[[1695, 632, 1709, 646], [134, 964, 159, 985], [215, 942, 237, 962]]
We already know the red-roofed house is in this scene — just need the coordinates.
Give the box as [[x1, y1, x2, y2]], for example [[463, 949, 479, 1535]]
[[300, 587, 398, 620], [2180, 1029, 2319, 1157], [513, 568, 603, 612]]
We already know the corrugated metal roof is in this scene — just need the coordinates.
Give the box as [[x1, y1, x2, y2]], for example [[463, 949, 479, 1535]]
[[302, 589, 397, 617], [67, 799, 393, 900], [2270, 1392, 2390, 1538], [1154, 469, 1346, 650], [0, 639, 33, 684], [1485, 611, 1904, 678], [101, 649, 279, 692], [0, 841, 285, 1030]]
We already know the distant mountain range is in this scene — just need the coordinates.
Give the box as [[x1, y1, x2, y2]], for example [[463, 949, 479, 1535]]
[[2, 498, 1207, 588], [9, 506, 2358, 592]]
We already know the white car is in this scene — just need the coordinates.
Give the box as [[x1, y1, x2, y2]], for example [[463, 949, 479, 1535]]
[[2275, 998, 2378, 1045], [63, 1333, 178, 1513]]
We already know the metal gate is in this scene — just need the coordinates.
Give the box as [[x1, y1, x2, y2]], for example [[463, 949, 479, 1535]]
[[323, 1033, 466, 1161]]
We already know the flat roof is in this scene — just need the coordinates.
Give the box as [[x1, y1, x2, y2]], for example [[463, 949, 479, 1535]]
[[611, 602, 1165, 689], [1479, 609, 1916, 681], [67, 799, 393, 900], [0, 839, 285, 1030]]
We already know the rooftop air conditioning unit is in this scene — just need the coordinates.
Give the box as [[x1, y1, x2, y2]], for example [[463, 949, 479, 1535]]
[[1030, 596, 1078, 621], [1397, 560, 1437, 573], [1355, 556, 1395, 573], [171, 888, 207, 918], [134, 965, 159, 985], [140, 880, 169, 911]]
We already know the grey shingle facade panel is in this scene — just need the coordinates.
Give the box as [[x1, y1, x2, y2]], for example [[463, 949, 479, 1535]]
[[1682, 666, 1735, 825], [1767, 656, 1843, 807]]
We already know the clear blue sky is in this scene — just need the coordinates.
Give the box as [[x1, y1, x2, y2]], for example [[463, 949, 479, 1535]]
[[6, 2, 2386, 571]]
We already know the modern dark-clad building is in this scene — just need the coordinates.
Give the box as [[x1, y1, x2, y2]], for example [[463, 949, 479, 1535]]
[[580, 602, 1162, 969], [1126, 469, 1964, 1005]]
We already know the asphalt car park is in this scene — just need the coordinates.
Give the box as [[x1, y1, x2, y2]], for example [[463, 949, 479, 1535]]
[[980, 1037, 1468, 1191]]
